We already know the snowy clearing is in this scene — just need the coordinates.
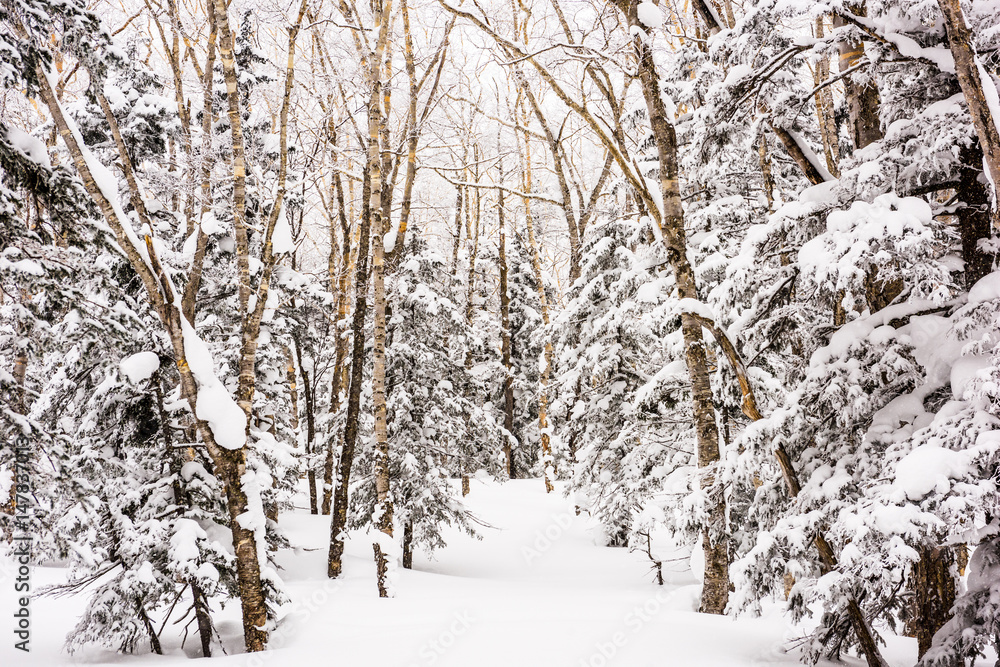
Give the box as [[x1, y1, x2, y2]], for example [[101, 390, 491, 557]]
[[2, 479, 967, 667]]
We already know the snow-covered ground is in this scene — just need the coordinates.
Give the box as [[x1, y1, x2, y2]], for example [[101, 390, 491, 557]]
[[0, 478, 963, 666]]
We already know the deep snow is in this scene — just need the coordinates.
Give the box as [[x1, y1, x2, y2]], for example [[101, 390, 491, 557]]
[[0, 478, 981, 666]]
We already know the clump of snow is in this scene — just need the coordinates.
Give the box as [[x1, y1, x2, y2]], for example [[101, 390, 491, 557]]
[[119, 351, 160, 384], [967, 539, 1000, 594], [383, 215, 401, 254], [200, 211, 222, 235], [677, 298, 714, 320], [892, 445, 970, 501], [170, 518, 207, 564], [180, 318, 247, 449], [5, 125, 51, 169], [195, 383, 249, 450], [968, 270, 1000, 305], [636, 2, 662, 29], [272, 206, 295, 254], [951, 354, 992, 399]]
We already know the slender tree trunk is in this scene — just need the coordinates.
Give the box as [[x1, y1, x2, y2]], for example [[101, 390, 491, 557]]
[[295, 343, 317, 516], [461, 146, 482, 497], [322, 157, 353, 516], [402, 520, 413, 569], [451, 185, 464, 275], [4, 343, 27, 513], [813, 16, 840, 177], [516, 72, 583, 283], [757, 129, 776, 215], [367, 0, 395, 598], [498, 164, 516, 480], [329, 0, 392, 580], [191, 583, 214, 658], [328, 166, 372, 578], [138, 602, 163, 654], [211, 0, 251, 318], [619, 0, 728, 614], [182, 0, 215, 325], [285, 345, 300, 439]]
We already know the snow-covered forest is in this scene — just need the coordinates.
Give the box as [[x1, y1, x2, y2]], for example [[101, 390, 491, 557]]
[[2, 0, 1000, 664]]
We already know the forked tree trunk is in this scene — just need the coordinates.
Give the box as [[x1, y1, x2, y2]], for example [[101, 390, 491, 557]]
[[322, 153, 353, 516], [35, 55, 273, 655], [517, 96, 556, 494], [328, 166, 373, 579]]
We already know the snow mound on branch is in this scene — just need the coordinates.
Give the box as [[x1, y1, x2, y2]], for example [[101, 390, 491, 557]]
[[637, 2, 662, 28], [5, 125, 51, 168], [892, 445, 970, 501], [384, 215, 401, 253], [968, 270, 1000, 305], [181, 318, 247, 449], [119, 351, 160, 383], [200, 211, 223, 235], [272, 206, 295, 254]]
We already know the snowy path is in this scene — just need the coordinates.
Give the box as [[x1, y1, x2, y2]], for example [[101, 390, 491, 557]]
[[7, 479, 923, 666]]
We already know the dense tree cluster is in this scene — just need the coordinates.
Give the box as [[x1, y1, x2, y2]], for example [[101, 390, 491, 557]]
[[2, 0, 1000, 664]]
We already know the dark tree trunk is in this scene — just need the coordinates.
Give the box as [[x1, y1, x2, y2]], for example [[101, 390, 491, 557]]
[[192, 582, 214, 658], [498, 159, 517, 480], [957, 144, 994, 288], [328, 167, 373, 579], [138, 602, 163, 655], [402, 520, 413, 569], [907, 546, 957, 662], [323, 163, 353, 516], [296, 343, 318, 515]]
